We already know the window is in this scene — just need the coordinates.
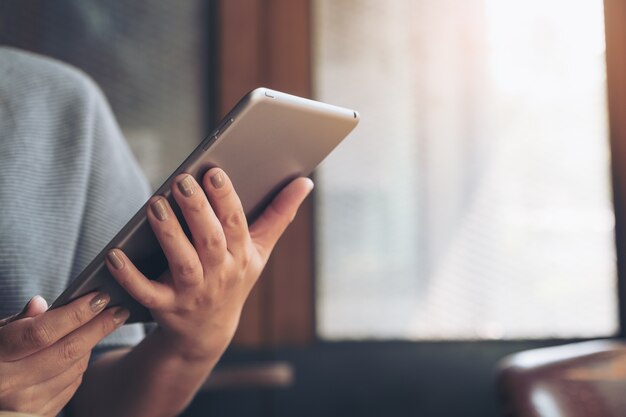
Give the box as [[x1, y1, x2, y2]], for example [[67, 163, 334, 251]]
[[314, 0, 616, 340]]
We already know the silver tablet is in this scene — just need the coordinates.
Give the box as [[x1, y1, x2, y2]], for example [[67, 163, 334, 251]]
[[51, 87, 359, 323]]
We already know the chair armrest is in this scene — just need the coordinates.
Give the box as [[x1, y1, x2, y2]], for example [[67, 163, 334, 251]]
[[498, 340, 626, 417], [201, 361, 294, 391]]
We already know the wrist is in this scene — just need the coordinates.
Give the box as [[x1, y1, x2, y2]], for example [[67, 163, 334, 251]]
[[149, 325, 232, 364]]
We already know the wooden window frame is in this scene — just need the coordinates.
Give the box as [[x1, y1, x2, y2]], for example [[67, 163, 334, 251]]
[[604, 0, 626, 337], [216, 0, 315, 346], [218, 0, 626, 347]]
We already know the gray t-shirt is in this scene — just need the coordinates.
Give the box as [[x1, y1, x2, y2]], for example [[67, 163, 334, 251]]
[[0, 47, 148, 347]]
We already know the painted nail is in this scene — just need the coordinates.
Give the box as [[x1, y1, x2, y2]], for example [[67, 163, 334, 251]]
[[90, 292, 110, 313], [210, 170, 225, 189], [113, 308, 130, 325], [151, 198, 169, 221], [107, 250, 125, 270], [177, 175, 196, 197]]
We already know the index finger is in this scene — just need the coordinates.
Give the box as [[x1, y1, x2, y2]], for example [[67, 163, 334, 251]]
[[0, 292, 110, 361]]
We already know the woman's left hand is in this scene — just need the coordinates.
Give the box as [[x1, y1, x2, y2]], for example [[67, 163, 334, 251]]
[[105, 168, 313, 361]]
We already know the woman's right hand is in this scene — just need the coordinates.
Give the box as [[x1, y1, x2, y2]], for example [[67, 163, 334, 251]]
[[0, 293, 128, 417]]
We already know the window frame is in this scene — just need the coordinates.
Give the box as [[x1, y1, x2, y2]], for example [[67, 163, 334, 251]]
[[218, 0, 626, 347], [217, 0, 315, 347], [605, 0, 626, 339]]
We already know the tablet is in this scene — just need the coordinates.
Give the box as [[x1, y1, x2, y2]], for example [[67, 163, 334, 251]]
[[51, 87, 359, 323]]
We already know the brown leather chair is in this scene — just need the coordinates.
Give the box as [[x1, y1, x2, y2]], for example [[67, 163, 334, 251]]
[[498, 340, 626, 417]]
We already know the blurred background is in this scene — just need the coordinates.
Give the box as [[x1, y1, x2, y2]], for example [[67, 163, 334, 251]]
[[2, 0, 626, 416]]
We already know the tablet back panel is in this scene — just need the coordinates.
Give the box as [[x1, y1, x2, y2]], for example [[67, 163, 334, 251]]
[[51, 88, 359, 322]]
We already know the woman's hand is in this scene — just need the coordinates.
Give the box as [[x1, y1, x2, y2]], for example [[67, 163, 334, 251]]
[[105, 168, 313, 361], [0, 294, 128, 417]]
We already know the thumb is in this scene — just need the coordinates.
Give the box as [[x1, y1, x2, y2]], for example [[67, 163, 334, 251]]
[[0, 295, 48, 327], [249, 177, 314, 259], [21, 295, 49, 318]]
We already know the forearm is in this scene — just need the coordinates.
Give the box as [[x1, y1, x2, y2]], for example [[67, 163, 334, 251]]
[[69, 328, 225, 417]]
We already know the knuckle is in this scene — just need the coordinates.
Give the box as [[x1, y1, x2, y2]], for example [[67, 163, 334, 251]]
[[174, 258, 200, 278], [140, 292, 158, 309], [22, 323, 54, 349], [161, 227, 178, 241], [67, 306, 88, 327], [60, 336, 85, 361], [192, 291, 211, 307], [198, 231, 226, 251], [222, 210, 246, 230], [99, 314, 116, 335], [187, 199, 207, 215], [175, 299, 197, 315], [208, 231, 226, 248]]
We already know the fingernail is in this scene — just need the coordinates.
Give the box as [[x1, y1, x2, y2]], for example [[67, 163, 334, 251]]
[[210, 170, 225, 189], [113, 308, 130, 325], [90, 292, 110, 313], [107, 249, 125, 270], [177, 175, 196, 197], [151, 198, 169, 221]]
